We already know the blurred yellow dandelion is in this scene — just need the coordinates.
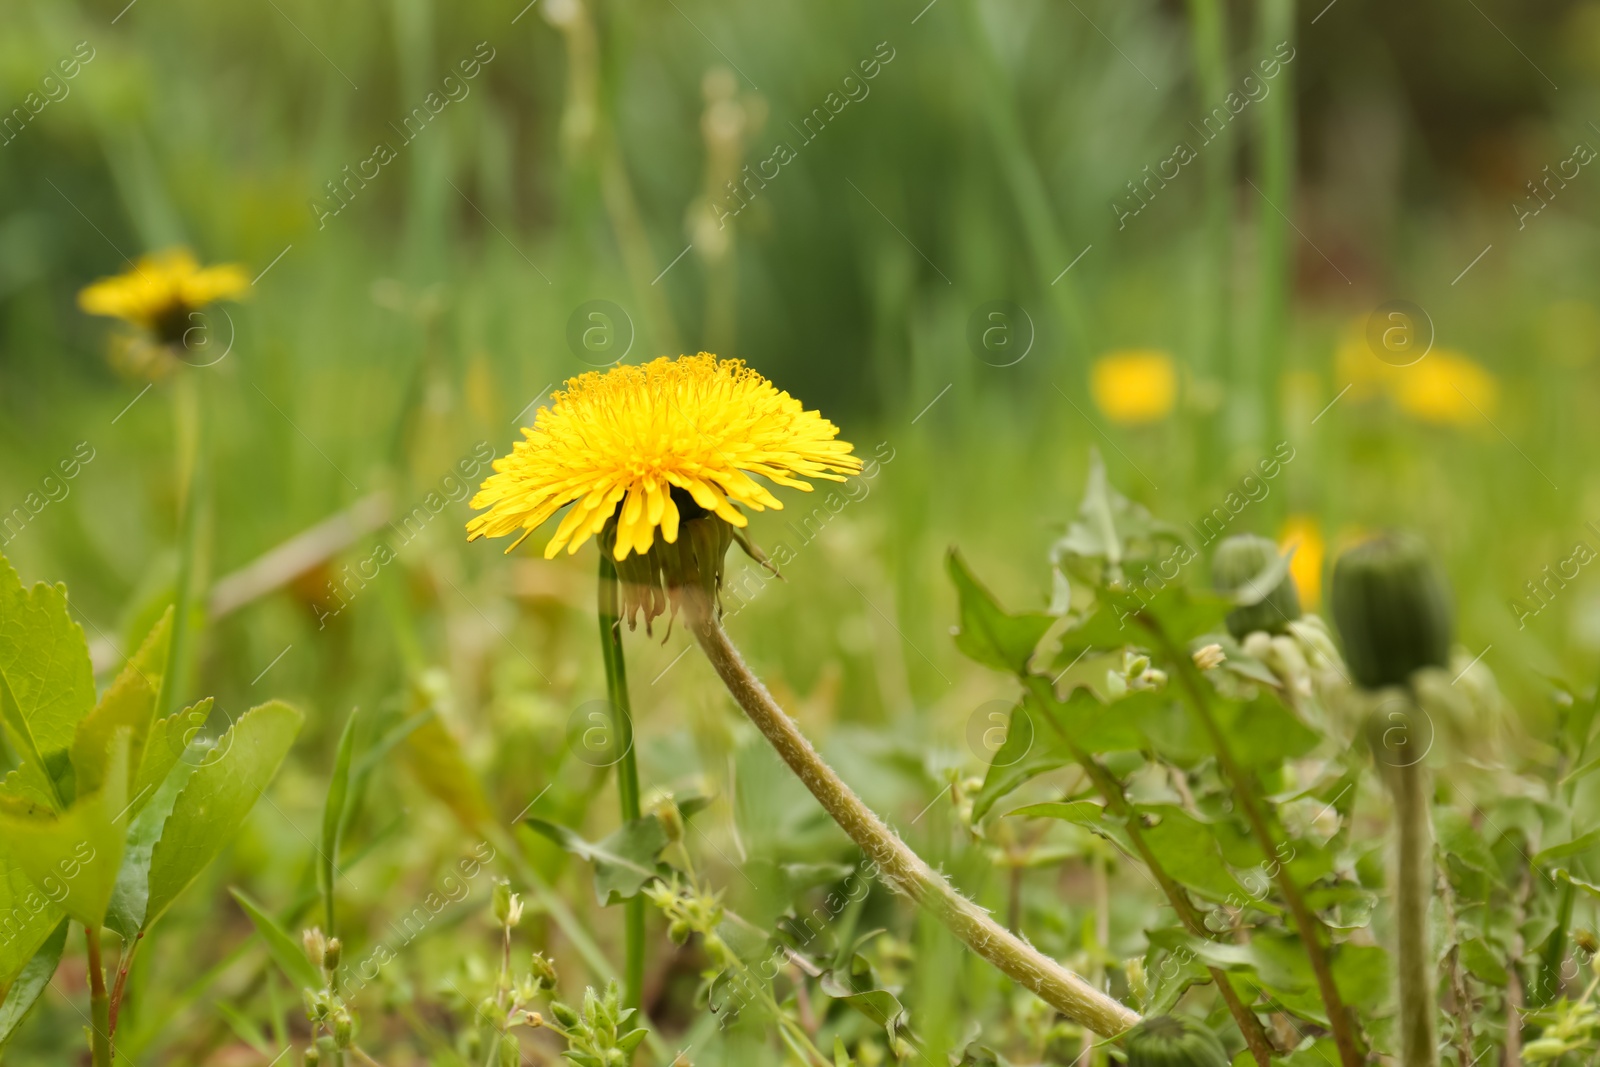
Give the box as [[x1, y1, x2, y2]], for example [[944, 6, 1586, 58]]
[[78, 247, 249, 343], [1089, 349, 1176, 424], [1279, 515, 1325, 609], [467, 354, 862, 561], [1390, 349, 1498, 426]]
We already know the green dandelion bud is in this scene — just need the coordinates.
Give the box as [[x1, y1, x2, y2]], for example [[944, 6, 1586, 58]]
[[1211, 534, 1300, 639], [1330, 531, 1453, 690], [1123, 1015, 1230, 1067]]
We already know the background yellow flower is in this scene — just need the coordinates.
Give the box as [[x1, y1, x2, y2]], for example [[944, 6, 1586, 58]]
[[1090, 349, 1176, 424], [1389, 349, 1499, 426], [1280, 515, 1326, 609], [78, 247, 249, 341]]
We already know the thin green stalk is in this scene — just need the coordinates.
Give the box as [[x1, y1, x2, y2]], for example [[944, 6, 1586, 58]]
[[1252, 0, 1295, 453], [85, 925, 113, 1067], [160, 370, 208, 721], [1186, 0, 1232, 472], [688, 596, 1140, 1038], [1148, 622, 1364, 1067], [598, 554, 646, 1017]]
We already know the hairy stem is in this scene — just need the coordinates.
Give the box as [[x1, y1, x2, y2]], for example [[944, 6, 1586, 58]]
[[85, 925, 113, 1067], [1152, 625, 1364, 1067], [598, 554, 646, 1019], [688, 599, 1139, 1037], [1023, 677, 1277, 1065]]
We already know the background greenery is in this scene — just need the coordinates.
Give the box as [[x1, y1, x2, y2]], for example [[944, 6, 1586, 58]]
[[2, 0, 1598, 1061]]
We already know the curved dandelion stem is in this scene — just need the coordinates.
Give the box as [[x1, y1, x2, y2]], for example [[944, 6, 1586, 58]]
[[685, 594, 1140, 1039], [598, 553, 646, 1019]]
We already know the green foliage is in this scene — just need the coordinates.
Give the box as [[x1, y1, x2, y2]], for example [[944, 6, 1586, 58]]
[[527, 815, 673, 907]]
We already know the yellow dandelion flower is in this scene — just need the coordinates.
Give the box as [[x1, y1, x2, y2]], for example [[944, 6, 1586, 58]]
[[1390, 349, 1498, 426], [468, 354, 862, 563], [1279, 515, 1325, 609], [1089, 349, 1176, 425], [78, 247, 249, 343]]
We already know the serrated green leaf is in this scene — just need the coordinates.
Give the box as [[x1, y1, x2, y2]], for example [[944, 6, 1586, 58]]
[[0, 917, 67, 1052], [141, 701, 302, 930], [1137, 804, 1254, 905], [71, 608, 171, 804], [0, 554, 96, 803], [229, 887, 322, 991], [0, 729, 130, 928], [526, 816, 670, 906], [946, 549, 1053, 674], [133, 698, 212, 809], [104, 749, 201, 939], [1212, 695, 1321, 768]]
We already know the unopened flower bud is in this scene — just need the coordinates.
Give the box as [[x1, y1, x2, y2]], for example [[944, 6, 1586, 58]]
[[668, 919, 692, 944], [1192, 643, 1225, 671], [332, 1010, 354, 1048], [492, 880, 523, 928], [530, 952, 558, 986], [653, 796, 685, 844], [323, 938, 342, 972], [302, 927, 328, 970], [1331, 532, 1453, 690], [551, 1001, 581, 1029], [1212, 534, 1301, 639], [304, 1046, 320, 1067], [1575, 927, 1599, 955], [1124, 1014, 1230, 1067]]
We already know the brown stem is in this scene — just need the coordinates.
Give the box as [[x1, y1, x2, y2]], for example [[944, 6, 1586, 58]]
[[108, 931, 142, 1035], [688, 599, 1139, 1037], [1023, 676, 1278, 1066], [1149, 623, 1364, 1067]]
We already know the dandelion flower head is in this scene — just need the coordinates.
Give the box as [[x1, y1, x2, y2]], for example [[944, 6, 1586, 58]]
[[468, 354, 862, 561]]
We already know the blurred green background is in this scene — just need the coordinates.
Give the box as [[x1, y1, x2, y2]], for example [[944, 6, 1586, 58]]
[[3, 0, 1600, 1060]]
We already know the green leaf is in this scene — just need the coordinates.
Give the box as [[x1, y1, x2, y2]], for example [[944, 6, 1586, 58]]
[[229, 887, 322, 991], [0, 554, 96, 803], [133, 698, 212, 811], [70, 608, 171, 804], [946, 549, 1053, 674], [1212, 695, 1321, 768], [403, 707, 493, 830], [1137, 804, 1255, 906], [1459, 936, 1510, 986], [0, 728, 130, 928], [972, 701, 1070, 823], [0, 844, 66, 986], [526, 816, 670, 906], [1030, 685, 1153, 755], [320, 706, 361, 935], [1437, 808, 1501, 878], [1047, 609, 1142, 672], [0, 918, 68, 1052], [819, 955, 911, 1042], [1533, 826, 1600, 867], [1007, 800, 1136, 855], [141, 701, 303, 930]]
